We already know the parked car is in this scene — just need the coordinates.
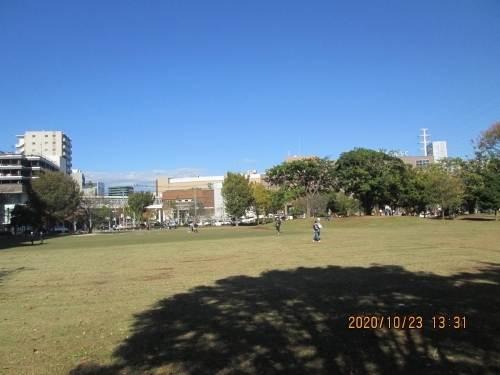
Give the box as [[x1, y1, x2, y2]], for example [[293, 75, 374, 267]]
[[53, 226, 69, 234]]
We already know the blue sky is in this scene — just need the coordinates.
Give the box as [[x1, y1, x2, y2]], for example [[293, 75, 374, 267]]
[[1, 1, 500, 190]]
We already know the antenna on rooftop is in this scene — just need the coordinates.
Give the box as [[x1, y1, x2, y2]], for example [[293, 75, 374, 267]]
[[419, 128, 430, 156]]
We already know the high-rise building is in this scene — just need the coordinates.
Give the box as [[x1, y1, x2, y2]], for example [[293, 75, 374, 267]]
[[426, 141, 448, 162], [16, 131, 73, 175]]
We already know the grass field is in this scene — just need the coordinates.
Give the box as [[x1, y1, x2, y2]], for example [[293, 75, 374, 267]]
[[0, 216, 499, 375]]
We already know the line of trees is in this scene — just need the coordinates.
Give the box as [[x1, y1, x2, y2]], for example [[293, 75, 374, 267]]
[[9, 172, 155, 233], [223, 122, 500, 221], [7, 123, 499, 231]]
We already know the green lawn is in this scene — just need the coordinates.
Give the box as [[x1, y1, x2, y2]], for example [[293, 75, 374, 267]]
[[0, 216, 499, 375]]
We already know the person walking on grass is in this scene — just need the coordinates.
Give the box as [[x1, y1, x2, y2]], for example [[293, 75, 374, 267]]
[[317, 218, 323, 239], [275, 216, 282, 234], [39, 230, 44, 244], [29, 231, 35, 245], [313, 220, 321, 242]]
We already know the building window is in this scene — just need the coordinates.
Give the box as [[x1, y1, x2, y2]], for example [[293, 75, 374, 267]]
[[32, 135, 36, 137], [416, 160, 430, 166], [45, 135, 48, 137], [32, 142, 36, 145]]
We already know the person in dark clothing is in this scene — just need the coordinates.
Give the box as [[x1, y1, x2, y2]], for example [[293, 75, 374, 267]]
[[275, 216, 282, 234]]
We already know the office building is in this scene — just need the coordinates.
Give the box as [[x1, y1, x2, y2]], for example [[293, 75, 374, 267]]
[[0, 151, 60, 225], [108, 186, 134, 196], [16, 131, 73, 175], [426, 141, 448, 162], [83, 181, 105, 196]]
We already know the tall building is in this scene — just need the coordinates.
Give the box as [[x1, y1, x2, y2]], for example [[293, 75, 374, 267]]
[[0, 151, 60, 225], [426, 141, 448, 162], [16, 131, 73, 175]]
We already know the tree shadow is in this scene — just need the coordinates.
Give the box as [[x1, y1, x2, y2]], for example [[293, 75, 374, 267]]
[[70, 264, 500, 375], [459, 217, 497, 222], [0, 235, 51, 250]]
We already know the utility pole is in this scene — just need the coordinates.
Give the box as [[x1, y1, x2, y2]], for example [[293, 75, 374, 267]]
[[419, 128, 430, 156], [194, 188, 197, 221]]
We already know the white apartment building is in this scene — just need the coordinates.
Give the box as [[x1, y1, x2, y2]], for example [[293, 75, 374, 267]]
[[16, 131, 73, 175], [426, 141, 448, 163]]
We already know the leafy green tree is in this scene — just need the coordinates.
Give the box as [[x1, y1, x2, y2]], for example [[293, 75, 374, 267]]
[[250, 182, 271, 224], [444, 157, 484, 214], [397, 164, 432, 215], [265, 156, 336, 218], [26, 171, 82, 227], [422, 162, 465, 219], [10, 204, 39, 231], [335, 148, 407, 215], [268, 188, 295, 214], [477, 157, 500, 220], [327, 191, 361, 217], [288, 205, 305, 219], [127, 192, 155, 225], [221, 172, 253, 226]]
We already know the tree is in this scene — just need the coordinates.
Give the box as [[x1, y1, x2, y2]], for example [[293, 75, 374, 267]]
[[74, 196, 104, 233], [250, 182, 271, 224], [397, 164, 433, 215], [268, 188, 295, 215], [327, 191, 360, 217], [445, 157, 484, 214], [422, 162, 465, 219], [10, 204, 39, 231], [335, 148, 407, 215], [265, 156, 336, 218], [476, 157, 500, 220], [221, 172, 253, 226], [127, 192, 155, 225], [26, 171, 82, 227], [477, 121, 500, 157]]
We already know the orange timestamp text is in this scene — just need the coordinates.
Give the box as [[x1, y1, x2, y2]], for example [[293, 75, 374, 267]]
[[348, 315, 467, 329], [349, 315, 423, 329]]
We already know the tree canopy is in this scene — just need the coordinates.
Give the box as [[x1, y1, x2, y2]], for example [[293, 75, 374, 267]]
[[221, 172, 253, 224], [265, 156, 335, 217], [335, 148, 407, 215], [250, 182, 270, 223], [476, 157, 500, 220], [26, 171, 82, 226], [127, 191, 155, 223]]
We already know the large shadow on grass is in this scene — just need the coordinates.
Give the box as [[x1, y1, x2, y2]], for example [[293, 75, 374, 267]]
[[70, 264, 500, 375]]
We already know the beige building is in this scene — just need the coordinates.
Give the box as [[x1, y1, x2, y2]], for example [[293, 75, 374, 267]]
[[16, 130, 73, 175], [400, 155, 435, 167]]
